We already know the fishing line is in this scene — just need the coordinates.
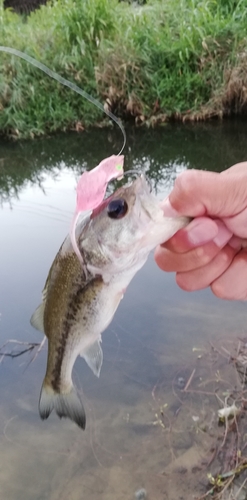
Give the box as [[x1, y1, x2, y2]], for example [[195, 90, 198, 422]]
[[0, 46, 126, 155]]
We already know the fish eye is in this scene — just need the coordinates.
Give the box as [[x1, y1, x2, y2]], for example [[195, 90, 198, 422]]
[[107, 199, 128, 219]]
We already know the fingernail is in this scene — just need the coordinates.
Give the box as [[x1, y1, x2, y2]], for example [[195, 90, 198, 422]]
[[212, 220, 232, 247], [186, 218, 218, 245], [160, 198, 180, 217]]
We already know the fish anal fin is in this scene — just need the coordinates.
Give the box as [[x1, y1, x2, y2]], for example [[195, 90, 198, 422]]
[[39, 381, 86, 430], [82, 339, 103, 378], [30, 303, 45, 333]]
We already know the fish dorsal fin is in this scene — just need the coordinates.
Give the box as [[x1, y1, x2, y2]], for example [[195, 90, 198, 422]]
[[81, 339, 103, 378], [30, 302, 45, 333], [41, 284, 48, 304]]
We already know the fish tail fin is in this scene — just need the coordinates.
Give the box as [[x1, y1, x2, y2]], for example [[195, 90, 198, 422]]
[[39, 380, 86, 430]]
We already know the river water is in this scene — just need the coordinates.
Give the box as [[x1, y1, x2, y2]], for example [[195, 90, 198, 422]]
[[0, 121, 247, 500]]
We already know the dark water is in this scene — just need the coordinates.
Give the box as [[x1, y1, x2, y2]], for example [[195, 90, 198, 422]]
[[0, 121, 247, 500]]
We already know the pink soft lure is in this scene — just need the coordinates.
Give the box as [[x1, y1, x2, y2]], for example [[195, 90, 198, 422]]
[[70, 155, 124, 262]]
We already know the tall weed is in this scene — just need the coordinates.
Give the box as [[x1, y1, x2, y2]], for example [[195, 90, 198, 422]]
[[0, 0, 247, 137]]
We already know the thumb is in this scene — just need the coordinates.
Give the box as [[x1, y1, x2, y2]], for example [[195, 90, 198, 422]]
[[164, 168, 247, 218]]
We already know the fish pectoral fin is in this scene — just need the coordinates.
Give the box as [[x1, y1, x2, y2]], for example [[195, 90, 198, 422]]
[[30, 303, 45, 333], [39, 381, 86, 430], [82, 339, 103, 378]]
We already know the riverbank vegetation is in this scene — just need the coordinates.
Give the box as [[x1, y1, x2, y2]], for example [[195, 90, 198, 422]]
[[0, 0, 247, 138]]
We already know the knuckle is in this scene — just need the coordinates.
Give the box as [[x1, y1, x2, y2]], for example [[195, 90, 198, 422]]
[[194, 247, 212, 266], [174, 170, 198, 195], [192, 245, 219, 268]]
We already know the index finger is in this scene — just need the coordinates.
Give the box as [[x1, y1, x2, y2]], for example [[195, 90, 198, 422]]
[[167, 165, 247, 218]]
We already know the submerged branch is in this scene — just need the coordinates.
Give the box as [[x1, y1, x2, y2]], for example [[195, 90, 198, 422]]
[[0, 337, 46, 364]]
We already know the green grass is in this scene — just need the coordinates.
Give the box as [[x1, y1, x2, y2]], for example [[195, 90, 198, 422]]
[[1, 0, 247, 138]]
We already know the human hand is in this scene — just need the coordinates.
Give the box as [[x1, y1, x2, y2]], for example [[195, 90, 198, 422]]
[[155, 162, 247, 300]]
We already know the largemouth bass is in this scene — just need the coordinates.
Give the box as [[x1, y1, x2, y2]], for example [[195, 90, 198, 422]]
[[31, 174, 189, 429]]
